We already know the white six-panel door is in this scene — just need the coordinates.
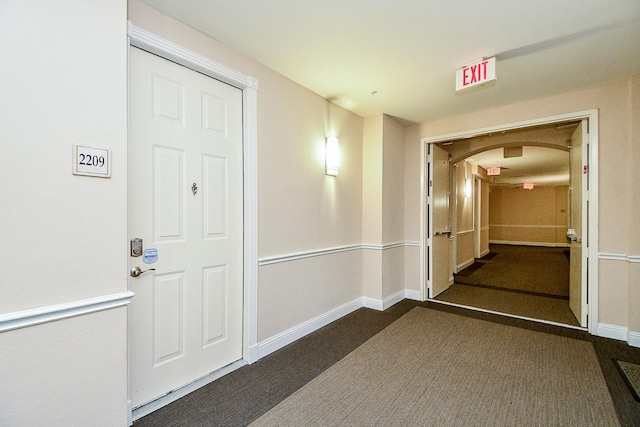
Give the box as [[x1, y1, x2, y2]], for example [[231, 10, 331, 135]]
[[129, 47, 243, 408]]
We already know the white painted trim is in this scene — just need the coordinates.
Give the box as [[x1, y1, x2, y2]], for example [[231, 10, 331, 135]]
[[0, 291, 134, 333], [404, 289, 422, 301], [457, 257, 475, 272], [421, 110, 600, 144], [259, 245, 361, 266], [259, 242, 418, 266], [362, 297, 384, 311], [597, 323, 628, 342], [363, 290, 407, 312], [457, 229, 475, 236], [256, 298, 362, 359], [362, 241, 407, 250], [599, 252, 640, 263], [420, 109, 599, 334], [127, 24, 257, 91], [132, 359, 248, 421], [628, 331, 640, 348]]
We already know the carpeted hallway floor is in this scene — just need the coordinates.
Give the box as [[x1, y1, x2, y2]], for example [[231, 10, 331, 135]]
[[437, 244, 580, 326], [133, 300, 640, 427]]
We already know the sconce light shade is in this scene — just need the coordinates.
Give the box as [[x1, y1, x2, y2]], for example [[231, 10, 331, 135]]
[[326, 137, 339, 176], [523, 182, 534, 190], [464, 178, 472, 198]]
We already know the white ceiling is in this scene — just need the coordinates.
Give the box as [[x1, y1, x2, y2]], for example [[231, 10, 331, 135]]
[[141, 0, 640, 124]]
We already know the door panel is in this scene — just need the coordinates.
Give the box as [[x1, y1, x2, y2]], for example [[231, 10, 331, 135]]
[[568, 120, 588, 327], [428, 144, 452, 298], [129, 47, 243, 408]]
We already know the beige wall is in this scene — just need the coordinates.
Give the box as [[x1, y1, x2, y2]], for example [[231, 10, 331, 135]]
[[405, 78, 640, 333], [489, 186, 568, 246], [0, 1, 129, 425], [3, 2, 638, 424], [362, 114, 406, 300], [382, 116, 406, 297], [403, 125, 423, 292]]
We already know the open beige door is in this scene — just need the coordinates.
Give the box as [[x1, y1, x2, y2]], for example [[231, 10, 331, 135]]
[[129, 48, 244, 408], [427, 144, 452, 298], [568, 120, 588, 327]]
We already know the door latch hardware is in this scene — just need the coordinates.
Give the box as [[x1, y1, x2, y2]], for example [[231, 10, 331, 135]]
[[130, 266, 156, 278], [192, 182, 198, 195]]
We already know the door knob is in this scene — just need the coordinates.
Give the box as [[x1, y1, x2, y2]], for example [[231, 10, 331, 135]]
[[130, 266, 156, 277]]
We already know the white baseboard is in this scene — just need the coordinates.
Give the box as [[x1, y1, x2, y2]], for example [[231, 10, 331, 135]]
[[363, 290, 406, 311], [456, 257, 475, 272], [628, 331, 640, 348], [256, 290, 423, 361], [404, 289, 422, 301], [362, 296, 383, 311], [597, 322, 628, 342], [256, 297, 362, 359], [246, 343, 259, 364]]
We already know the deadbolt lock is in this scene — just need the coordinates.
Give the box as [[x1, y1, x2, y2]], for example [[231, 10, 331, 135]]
[[130, 238, 143, 257]]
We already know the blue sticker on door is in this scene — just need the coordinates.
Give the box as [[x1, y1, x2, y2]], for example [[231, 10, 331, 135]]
[[142, 248, 158, 264]]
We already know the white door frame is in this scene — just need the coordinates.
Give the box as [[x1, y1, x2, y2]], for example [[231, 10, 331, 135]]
[[420, 110, 599, 334], [127, 24, 259, 420]]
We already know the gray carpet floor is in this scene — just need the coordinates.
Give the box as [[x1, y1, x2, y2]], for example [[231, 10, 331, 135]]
[[250, 307, 619, 426], [438, 244, 579, 326], [133, 300, 640, 427]]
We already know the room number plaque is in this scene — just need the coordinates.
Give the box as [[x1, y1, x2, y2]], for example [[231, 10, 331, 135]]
[[72, 144, 111, 178]]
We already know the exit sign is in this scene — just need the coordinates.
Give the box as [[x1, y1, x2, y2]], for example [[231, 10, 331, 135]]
[[456, 57, 496, 91]]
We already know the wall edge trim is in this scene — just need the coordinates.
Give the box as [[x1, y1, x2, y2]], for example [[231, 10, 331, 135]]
[[599, 252, 640, 263], [597, 322, 628, 342], [628, 331, 640, 348], [259, 242, 419, 266], [0, 291, 135, 333], [128, 24, 258, 90]]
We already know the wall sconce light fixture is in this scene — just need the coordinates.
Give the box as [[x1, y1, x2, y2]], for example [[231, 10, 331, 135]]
[[326, 137, 340, 176], [523, 182, 534, 190], [464, 178, 472, 198]]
